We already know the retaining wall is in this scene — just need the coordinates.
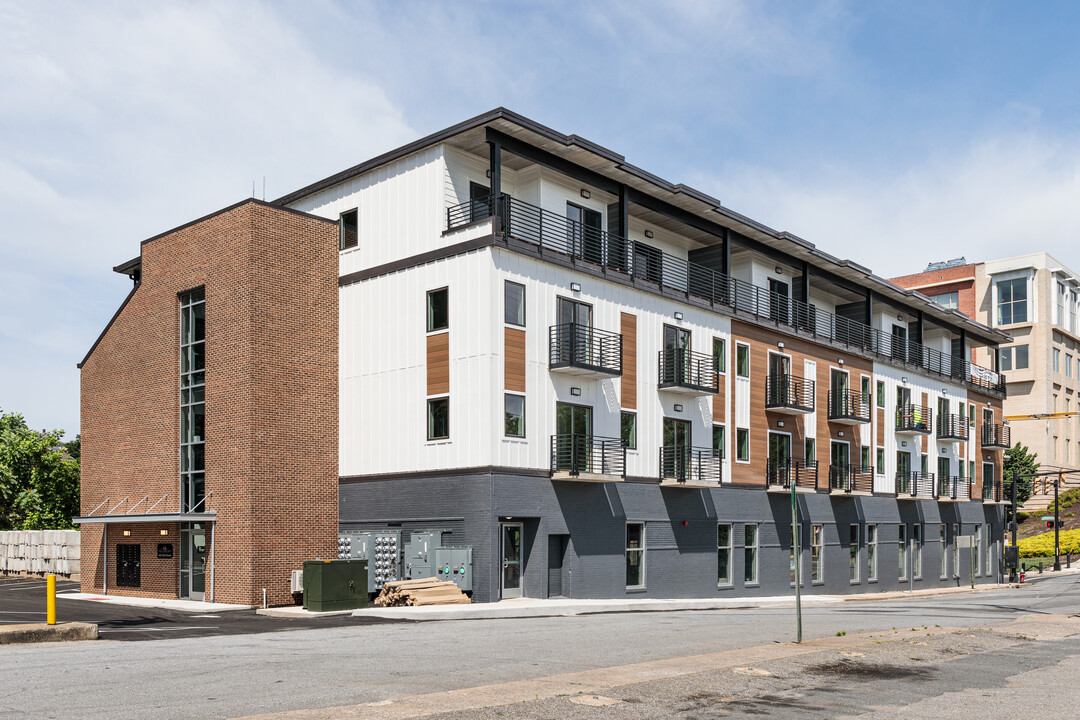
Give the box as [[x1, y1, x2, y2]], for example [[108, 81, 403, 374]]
[[0, 531, 81, 579]]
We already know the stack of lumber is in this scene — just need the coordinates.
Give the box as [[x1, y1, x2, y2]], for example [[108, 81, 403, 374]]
[[374, 577, 471, 607]]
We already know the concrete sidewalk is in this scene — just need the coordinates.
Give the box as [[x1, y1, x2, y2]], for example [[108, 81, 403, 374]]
[[0, 622, 98, 644], [58, 591, 252, 613]]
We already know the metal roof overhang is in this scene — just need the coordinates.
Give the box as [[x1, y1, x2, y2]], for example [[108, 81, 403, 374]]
[[73, 512, 217, 524]]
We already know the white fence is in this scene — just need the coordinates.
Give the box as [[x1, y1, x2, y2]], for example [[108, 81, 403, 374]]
[[0, 530, 81, 578]]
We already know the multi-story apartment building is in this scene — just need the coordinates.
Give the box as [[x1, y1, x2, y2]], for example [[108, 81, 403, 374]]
[[894, 253, 1080, 479], [78, 109, 1010, 606]]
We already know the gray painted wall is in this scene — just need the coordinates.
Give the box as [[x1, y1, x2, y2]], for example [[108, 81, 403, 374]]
[[340, 473, 1006, 603]]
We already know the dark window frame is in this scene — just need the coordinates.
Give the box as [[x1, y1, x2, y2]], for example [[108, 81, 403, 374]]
[[339, 208, 358, 251], [504, 281, 526, 327], [504, 393, 525, 438], [427, 396, 450, 440], [427, 287, 449, 333]]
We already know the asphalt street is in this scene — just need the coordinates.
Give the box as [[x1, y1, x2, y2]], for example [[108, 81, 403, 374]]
[[1, 574, 1078, 720]]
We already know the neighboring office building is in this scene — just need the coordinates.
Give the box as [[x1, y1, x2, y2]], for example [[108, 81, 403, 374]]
[[79, 109, 1011, 606], [892, 252, 1080, 480]]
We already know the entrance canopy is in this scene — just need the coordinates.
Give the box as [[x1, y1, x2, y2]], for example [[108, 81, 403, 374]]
[[74, 512, 217, 524]]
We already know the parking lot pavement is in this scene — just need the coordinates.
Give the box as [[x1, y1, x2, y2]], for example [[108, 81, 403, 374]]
[[0, 576, 400, 641]]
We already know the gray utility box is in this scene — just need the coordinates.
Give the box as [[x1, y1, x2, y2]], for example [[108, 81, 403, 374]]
[[403, 530, 445, 580], [434, 546, 473, 592], [337, 531, 401, 593]]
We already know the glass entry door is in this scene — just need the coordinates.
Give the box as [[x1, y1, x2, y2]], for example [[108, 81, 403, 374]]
[[557, 298, 593, 364], [662, 418, 692, 479], [179, 524, 206, 601], [555, 403, 592, 473], [500, 523, 523, 599]]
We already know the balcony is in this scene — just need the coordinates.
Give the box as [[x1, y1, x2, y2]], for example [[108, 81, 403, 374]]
[[895, 405, 933, 434], [764, 374, 815, 414], [549, 434, 626, 482], [829, 465, 874, 495], [446, 194, 1006, 397], [827, 389, 871, 424], [657, 350, 719, 395], [548, 323, 622, 377], [981, 423, 1010, 449], [936, 415, 969, 441], [982, 477, 1004, 503], [895, 471, 935, 499], [658, 446, 722, 487], [765, 459, 819, 493], [936, 475, 970, 502]]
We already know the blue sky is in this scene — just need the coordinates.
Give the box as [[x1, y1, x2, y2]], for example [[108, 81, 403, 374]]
[[2, 0, 1078, 434]]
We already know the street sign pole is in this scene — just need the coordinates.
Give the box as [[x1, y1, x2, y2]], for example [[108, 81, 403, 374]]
[[792, 478, 801, 644], [1054, 471, 1062, 572], [1009, 468, 1018, 582]]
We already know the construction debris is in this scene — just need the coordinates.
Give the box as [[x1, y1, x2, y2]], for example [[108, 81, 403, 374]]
[[373, 577, 471, 607]]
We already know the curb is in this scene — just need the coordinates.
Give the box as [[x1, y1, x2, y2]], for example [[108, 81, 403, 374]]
[[0, 622, 98, 645]]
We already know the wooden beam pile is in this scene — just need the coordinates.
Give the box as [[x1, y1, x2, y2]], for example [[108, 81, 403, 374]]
[[374, 577, 471, 607]]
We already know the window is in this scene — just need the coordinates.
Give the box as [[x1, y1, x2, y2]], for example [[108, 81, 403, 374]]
[[876, 447, 885, 474], [849, 525, 860, 582], [899, 524, 908, 580], [969, 403, 976, 424], [996, 278, 1028, 325], [912, 524, 923, 579], [744, 524, 759, 584], [876, 380, 885, 408], [867, 524, 878, 581], [861, 376, 872, 407], [805, 437, 816, 464], [626, 523, 645, 588], [180, 288, 206, 514], [939, 524, 948, 579], [736, 343, 750, 377], [504, 394, 524, 438], [622, 412, 637, 450], [861, 446, 871, 471], [427, 288, 448, 332], [736, 428, 749, 462], [712, 424, 725, 458], [717, 524, 732, 586], [1058, 283, 1067, 327], [504, 281, 525, 326], [1068, 355, 1073, 379], [427, 397, 449, 440], [931, 291, 959, 309], [1054, 348, 1060, 372], [811, 524, 824, 583], [999, 345, 1029, 371], [969, 460, 975, 481], [713, 338, 726, 373], [339, 209, 358, 250], [952, 524, 960, 578]]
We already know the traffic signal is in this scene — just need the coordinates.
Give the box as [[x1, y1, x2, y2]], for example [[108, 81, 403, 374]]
[[1047, 520, 1064, 529]]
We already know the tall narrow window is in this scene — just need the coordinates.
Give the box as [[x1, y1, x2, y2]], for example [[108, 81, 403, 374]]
[[626, 523, 645, 588], [180, 288, 206, 514], [996, 278, 1027, 325], [736, 343, 750, 377], [805, 438, 816, 464], [427, 288, 449, 332], [504, 281, 525, 326], [867, 524, 878, 581], [717, 523, 732, 586], [811, 524, 824, 583], [339, 209, 358, 250], [849, 525, 860, 582], [876, 380, 885, 408], [504, 394, 524, 438], [912, 524, 923, 579], [861, 376, 871, 408], [621, 412, 637, 450], [712, 424, 725, 458], [736, 428, 749, 462], [1054, 348, 1060, 372], [876, 447, 885, 474], [427, 397, 449, 440], [744, 524, 759, 584], [713, 338, 726, 373], [899, 524, 908, 581]]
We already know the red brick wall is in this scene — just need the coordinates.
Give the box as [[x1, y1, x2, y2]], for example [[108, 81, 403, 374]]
[[80, 200, 338, 605], [890, 264, 980, 320]]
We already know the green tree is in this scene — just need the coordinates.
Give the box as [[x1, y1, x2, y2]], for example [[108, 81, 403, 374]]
[[1004, 442, 1038, 512], [0, 410, 80, 530]]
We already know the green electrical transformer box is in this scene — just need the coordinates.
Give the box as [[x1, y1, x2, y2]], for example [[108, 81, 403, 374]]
[[302, 559, 369, 612]]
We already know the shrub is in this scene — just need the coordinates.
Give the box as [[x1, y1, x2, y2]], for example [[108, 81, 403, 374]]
[[1018, 529, 1080, 558], [1046, 487, 1080, 514]]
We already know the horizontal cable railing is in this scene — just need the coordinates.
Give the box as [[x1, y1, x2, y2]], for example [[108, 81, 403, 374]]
[[981, 423, 1010, 448], [895, 471, 935, 497], [766, 459, 819, 490], [936, 414, 969, 441], [447, 194, 1006, 395], [549, 434, 626, 477], [829, 464, 874, 493], [827, 389, 871, 422], [765, 374, 815, 411], [659, 446, 722, 484], [548, 323, 622, 374], [896, 404, 933, 433], [937, 475, 970, 500], [658, 349, 719, 392]]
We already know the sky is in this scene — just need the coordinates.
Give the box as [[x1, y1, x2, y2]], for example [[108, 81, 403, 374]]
[[1, 0, 1079, 435]]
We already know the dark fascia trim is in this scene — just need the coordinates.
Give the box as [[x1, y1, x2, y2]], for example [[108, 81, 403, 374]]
[[339, 233, 496, 287], [340, 465, 551, 483], [113, 256, 141, 277], [486, 127, 623, 195], [138, 197, 336, 248], [77, 284, 138, 369]]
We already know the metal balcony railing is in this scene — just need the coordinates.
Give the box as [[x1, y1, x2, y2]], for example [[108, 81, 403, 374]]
[[765, 374, 815, 413], [827, 389, 871, 423], [549, 434, 626, 478], [981, 423, 1010, 449], [766, 459, 819, 490], [936, 414, 969, 441], [829, 464, 874, 493], [657, 349, 719, 394], [896, 404, 933, 434], [895, 471, 935, 498], [548, 323, 622, 376], [447, 194, 1006, 396], [936, 475, 970, 501], [659, 446, 722, 485]]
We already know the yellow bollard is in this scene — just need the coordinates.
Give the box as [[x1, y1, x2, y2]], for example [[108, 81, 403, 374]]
[[47, 574, 56, 625]]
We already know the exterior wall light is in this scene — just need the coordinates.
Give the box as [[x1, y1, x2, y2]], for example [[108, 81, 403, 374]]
[[160, 529, 169, 536], [901, 377, 908, 384], [674, 404, 684, 412], [838, 358, 844, 366], [838, 431, 845, 437], [570, 387, 581, 396], [777, 421, 785, 428], [570, 282, 581, 292], [674, 312, 684, 321], [123, 530, 131, 537], [775, 266, 783, 275], [644, 230, 654, 239], [580, 189, 591, 199], [777, 341, 785, 349]]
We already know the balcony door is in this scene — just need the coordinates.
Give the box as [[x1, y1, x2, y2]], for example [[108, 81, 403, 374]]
[[769, 352, 791, 404], [663, 325, 691, 384], [769, 278, 790, 324], [897, 451, 911, 476], [555, 403, 592, 473], [662, 418, 692, 480], [891, 325, 908, 362], [769, 432, 791, 481], [566, 203, 603, 265], [557, 298, 593, 365], [897, 386, 911, 407], [831, 441, 850, 486]]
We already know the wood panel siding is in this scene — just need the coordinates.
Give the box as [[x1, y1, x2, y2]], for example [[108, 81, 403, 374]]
[[427, 332, 450, 396], [504, 327, 526, 393], [621, 312, 637, 410], [876, 408, 885, 446]]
